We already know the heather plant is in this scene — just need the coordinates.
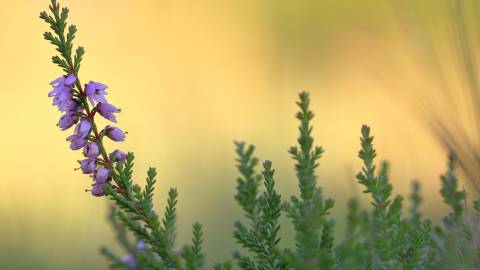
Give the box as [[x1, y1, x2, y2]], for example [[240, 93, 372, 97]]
[[41, 1, 480, 269]]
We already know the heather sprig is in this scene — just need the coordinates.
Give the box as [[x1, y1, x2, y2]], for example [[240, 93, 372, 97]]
[[439, 152, 466, 223], [233, 153, 284, 269], [283, 92, 336, 270], [42, 1, 206, 269], [41, 0, 126, 197], [182, 223, 205, 270]]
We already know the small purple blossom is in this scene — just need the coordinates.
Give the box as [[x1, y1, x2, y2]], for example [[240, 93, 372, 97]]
[[51, 86, 71, 102], [49, 74, 76, 94], [49, 74, 78, 112], [110, 150, 126, 164], [93, 168, 110, 184], [122, 254, 137, 269], [97, 102, 120, 122], [52, 90, 75, 112], [58, 112, 79, 130], [83, 142, 99, 158], [136, 240, 146, 251], [79, 158, 96, 174], [105, 126, 126, 142], [50, 76, 65, 87], [66, 134, 87, 150], [48, 84, 69, 98], [91, 183, 106, 197], [85, 81, 108, 106], [75, 119, 92, 138]]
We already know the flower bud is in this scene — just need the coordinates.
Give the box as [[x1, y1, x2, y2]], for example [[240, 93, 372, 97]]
[[75, 119, 92, 138], [66, 134, 87, 150], [91, 183, 106, 197], [79, 158, 96, 174], [136, 240, 146, 251], [93, 168, 109, 184], [110, 150, 126, 164], [83, 142, 99, 158], [98, 102, 120, 122], [106, 126, 126, 142]]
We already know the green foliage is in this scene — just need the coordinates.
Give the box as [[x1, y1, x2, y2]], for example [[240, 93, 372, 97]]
[[91, 92, 480, 269], [234, 142, 262, 228], [283, 92, 336, 270], [432, 153, 480, 269], [182, 223, 205, 270], [409, 181, 422, 228], [440, 153, 467, 222], [233, 157, 284, 270], [39, 0, 83, 73]]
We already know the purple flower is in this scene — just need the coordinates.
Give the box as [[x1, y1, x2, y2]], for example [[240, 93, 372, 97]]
[[50, 76, 65, 87], [49, 84, 70, 100], [110, 150, 126, 164], [97, 102, 120, 122], [136, 241, 146, 251], [105, 126, 126, 142], [85, 81, 108, 106], [79, 158, 96, 174], [52, 90, 74, 111], [122, 254, 137, 269], [48, 74, 76, 95], [75, 119, 92, 138], [83, 142, 99, 158], [91, 183, 106, 197], [66, 134, 87, 150], [58, 112, 79, 130], [93, 168, 109, 184], [49, 74, 78, 112]]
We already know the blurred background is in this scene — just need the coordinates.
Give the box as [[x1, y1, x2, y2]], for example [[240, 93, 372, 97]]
[[1, 0, 480, 269]]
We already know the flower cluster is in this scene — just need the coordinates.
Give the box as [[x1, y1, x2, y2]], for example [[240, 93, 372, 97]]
[[48, 74, 126, 197]]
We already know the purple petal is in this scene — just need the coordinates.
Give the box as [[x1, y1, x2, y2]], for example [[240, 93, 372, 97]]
[[48, 85, 69, 98], [50, 76, 65, 86], [91, 183, 106, 197], [94, 94, 107, 104], [110, 150, 126, 164], [136, 241, 146, 251], [75, 119, 92, 138], [57, 90, 72, 103], [106, 126, 126, 142], [79, 158, 96, 174], [94, 168, 110, 184], [83, 142, 99, 158], [67, 134, 87, 150], [58, 112, 79, 130], [94, 82, 108, 90], [85, 83, 96, 106], [103, 102, 120, 112], [57, 99, 77, 112], [98, 102, 120, 122], [65, 74, 77, 86]]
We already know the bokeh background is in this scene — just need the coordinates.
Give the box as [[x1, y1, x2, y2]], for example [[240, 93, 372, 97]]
[[1, 0, 479, 269]]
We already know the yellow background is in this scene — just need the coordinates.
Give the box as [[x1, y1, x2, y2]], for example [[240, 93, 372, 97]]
[[0, 0, 474, 269]]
